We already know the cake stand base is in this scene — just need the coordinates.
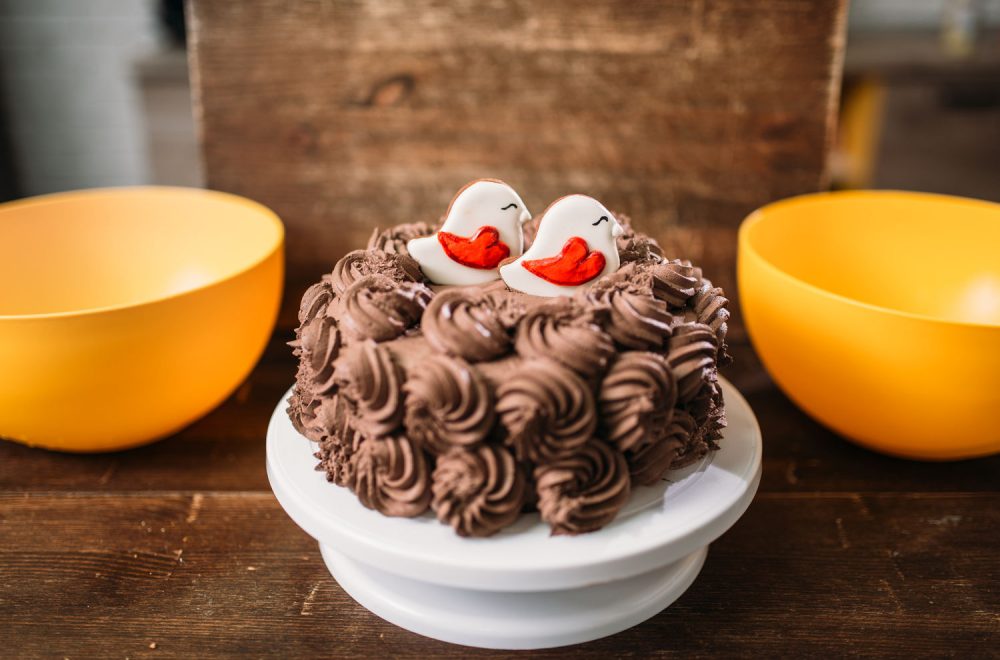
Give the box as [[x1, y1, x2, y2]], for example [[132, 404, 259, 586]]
[[320, 542, 708, 650], [267, 376, 761, 650]]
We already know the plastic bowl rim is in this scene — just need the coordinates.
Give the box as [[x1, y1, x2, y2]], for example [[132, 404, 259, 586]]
[[739, 189, 1000, 331], [0, 185, 285, 321]]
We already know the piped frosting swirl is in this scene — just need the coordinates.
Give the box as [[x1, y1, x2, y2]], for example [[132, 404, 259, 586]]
[[403, 355, 495, 455], [668, 323, 718, 402], [422, 288, 511, 362], [295, 314, 341, 395], [582, 278, 674, 350], [334, 340, 406, 437], [432, 445, 526, 537], [515, 300, 615, 379], [330, 249, 423, 295], [314, 395, 365, 487], [617, 260, 700, 308], [337, 274, 433, 342], [666, 410, 708, 469], [367, 222, 435, 255], [599, 351, 677, 453], [298, 279, 335, 324], [690, 280, 731, 362], [497, 360, 596, 463], [626, 410, 696, 485], [534, 439, 631, 535], [350, 435, 431, 517]]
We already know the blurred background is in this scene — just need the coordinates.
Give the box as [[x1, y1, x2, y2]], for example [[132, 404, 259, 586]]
[[0, 0, 998, 203]]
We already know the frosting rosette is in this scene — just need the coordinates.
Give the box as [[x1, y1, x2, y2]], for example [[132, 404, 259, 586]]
[[496, 361, 596, 463], [514, 300, 615, 379], [314, 395, 365, 487], [618, 259, 700, 308], [367, 222, 435, 255], [667, 410, 710, 469], [582, 278, 674, 350], [337, 274, 433, 342], [690, 280, 731, 361], [534, 438, 631, 535], [668, 322, 718, 402], [421, 288, 510, 362], [293, 314, 341, 395], [350, 434, 431, 517], [626, 409, 696, 485], [403, 355, 495, 454], [431, 445, 526, 537], [330, 249, 423, 295], [287, 382, 320, 442], [334, 340, 406, 437], [298, 278, 335, 324], [599, 351, 677, 452], [617, 235, 665, 265]]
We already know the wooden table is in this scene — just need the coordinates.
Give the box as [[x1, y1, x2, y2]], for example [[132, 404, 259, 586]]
[[3, 295, 998, 657]]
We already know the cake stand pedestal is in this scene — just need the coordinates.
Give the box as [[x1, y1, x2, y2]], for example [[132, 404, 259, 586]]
[[267, 378, 761, 650]]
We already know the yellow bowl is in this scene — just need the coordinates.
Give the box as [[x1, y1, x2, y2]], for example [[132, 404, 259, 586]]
[[0, 187, 284, 452], [739, 191, 1000, 460]]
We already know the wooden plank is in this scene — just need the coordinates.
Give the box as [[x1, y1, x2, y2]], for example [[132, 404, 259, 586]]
[[2, 492, 996, 657], [189, 0, 848, 295]]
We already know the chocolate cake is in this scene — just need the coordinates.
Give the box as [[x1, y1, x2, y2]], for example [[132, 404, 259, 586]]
[[288, 191, 730, 538]]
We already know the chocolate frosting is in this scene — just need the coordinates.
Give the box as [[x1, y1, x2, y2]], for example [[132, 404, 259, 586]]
[[295, 315, 341, 395], [617, 260, 700, 308], [483, 283, 530, 328], [287, 383, 319, 441], [403, 354, 495, 454], [367, 222, 435, 255], [626, 410, 695, 485], [350, 435, 432, 517], [617, 235, 665, 265], [314, 395, 364, 487], [338, 274, 433, 342], [298, 279, 335, 324], [599, 351, 677, 453], [690, 280, 731, 361], [496, 360, 596, 463], [334, 340, 406, 437], [534, 439, 631, 535], [422, 288, 511, 362], [330, 249, 423, 295], [515, 300, 615, 379], [582, 278, 674, 350], [668, 322, 718, 402], [665, 410, 707, 469], [290, 208, 729, 537], [432, 445, 526, 537]]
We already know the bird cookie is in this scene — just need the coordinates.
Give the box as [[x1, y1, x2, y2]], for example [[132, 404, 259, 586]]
[[500, 194, 623, 297], [408, 179, 532, 285]]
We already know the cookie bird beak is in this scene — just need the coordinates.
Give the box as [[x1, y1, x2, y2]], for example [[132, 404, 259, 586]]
[[519, 209, 532, 225], [611, 221, 624, 238]]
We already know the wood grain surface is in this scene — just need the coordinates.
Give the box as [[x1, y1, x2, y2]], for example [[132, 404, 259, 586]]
[[2, 317, 998, 657], [6, 2, 997, 656], [188, 0, 848, 296]]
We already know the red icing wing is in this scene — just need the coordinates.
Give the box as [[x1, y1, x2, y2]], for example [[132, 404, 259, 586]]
[[522, 236, 606, 286], [438, 226, 510, 269]]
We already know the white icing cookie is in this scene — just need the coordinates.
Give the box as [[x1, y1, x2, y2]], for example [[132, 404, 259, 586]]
[[408, 179, 531, 286], [499, 195, 623, 297]]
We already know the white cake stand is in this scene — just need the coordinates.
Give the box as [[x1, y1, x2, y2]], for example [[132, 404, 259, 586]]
[[267, 377, 761, 650]]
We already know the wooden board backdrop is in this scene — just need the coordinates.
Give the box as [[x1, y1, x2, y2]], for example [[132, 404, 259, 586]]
[[188, 0, 848, 302]]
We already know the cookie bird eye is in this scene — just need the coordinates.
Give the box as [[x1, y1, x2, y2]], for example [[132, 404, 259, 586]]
[[592, 215, 609, 226], [501, 203, 518, 211]]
